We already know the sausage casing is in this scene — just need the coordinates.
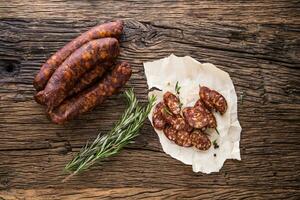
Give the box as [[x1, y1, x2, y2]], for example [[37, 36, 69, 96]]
[[35, 38, 120, 110], [48, 62, 131, 124], [67, 61, 114, 97], [33, 20, 123, 91], [200, 86, 227, 115]]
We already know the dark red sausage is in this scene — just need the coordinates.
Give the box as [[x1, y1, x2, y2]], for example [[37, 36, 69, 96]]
[[35, 38, 120, 110], [48, 62, 131, 124], [33, 20, 123, 91], [175, 130, 192, 147], [162, 108, 190, 131], [163, 91, 181, 115], [163, 125, 177, 142], [200, 86, 227, 115], [152, 102, 167, 130], [194, 99, 217, 128], [182, 107, 209, 129], [67, 61, 114, 97], [190, 130, 211, 150]]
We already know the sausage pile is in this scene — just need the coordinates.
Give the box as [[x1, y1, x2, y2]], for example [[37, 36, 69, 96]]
[[33, 20, 132, 124], [152, 86, 227, 150]]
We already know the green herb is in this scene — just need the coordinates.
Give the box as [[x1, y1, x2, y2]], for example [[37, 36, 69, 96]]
[[212, 139, 219, 149], [179, 102, 183, 109], [163, 106, 172, 116], [175, 81, 181, 95], [63, 89, 156, 181], [215, 128, 220, 135], [240, 91, 245, 105]]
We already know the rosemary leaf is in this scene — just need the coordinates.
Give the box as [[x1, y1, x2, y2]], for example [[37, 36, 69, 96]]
[[64, 89, 156, 178]]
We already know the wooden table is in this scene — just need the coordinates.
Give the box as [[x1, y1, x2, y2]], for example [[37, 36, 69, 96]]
[[0, 1, 299, 199]]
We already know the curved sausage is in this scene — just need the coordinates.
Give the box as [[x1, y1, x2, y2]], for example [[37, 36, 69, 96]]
[[175, 130, 192, 147], [199, 86, 227, 115], [194, 99, 217, 128], [33, 20, 123, 91], [67, 61, 114, 97], [35, 38, 120, 110], [152, 102, 167, 130], [182, 107, 209, 129], [163, 125, 177, 142], [163, 91, 181, 115], [48, 62, 131, 124], [190, 130, 211, 150]]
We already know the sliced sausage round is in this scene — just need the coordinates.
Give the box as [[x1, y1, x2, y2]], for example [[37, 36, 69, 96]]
[[199, 86, 227, 115], [182, 107, 209, 129], [163, 91, 181, 115], [163, 125, 177, 142], [152, 102, 167, 130], [190, 130, 211, 151], [175, 130, 192, 147]]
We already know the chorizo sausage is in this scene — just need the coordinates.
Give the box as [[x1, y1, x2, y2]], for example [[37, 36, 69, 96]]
[[35, 38, 120, 110], [194, 99, 217, 128], [161, 108, 190, 131], [33, 20, 123, 91], [152, 102, 167, 130], [48, 62, 131, 124], [199, 86, 227, 115], [67, 61, 114, 97], [163, 125, 177, 142], [163, 91, 181, 115], [190, 130, 211, 150], [175, 130, 192, 147], [182, 107, 209, 129]]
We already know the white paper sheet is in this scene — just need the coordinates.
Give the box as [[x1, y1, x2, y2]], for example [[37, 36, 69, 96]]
[[144, 54, 242, 173]]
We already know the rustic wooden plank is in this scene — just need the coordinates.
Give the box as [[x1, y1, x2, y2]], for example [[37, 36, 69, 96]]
[[0, 0, 300, 199], [1, 0, 300, 23], [1, 187, 300, 200]]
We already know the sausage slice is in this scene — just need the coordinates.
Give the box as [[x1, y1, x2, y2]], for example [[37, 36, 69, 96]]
[[199, 86, 227, 115]]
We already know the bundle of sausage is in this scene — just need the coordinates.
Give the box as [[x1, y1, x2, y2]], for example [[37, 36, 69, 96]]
[[152, 86, 227, 150], [33, 20, 132, 124]]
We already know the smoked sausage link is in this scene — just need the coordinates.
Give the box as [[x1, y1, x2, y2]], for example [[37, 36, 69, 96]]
[[200, 86, 227, 115], [48, 62, 132, 124], [33, 20, 123, 91], [67, 61, 114, 97], [35, 38, 120, 110]]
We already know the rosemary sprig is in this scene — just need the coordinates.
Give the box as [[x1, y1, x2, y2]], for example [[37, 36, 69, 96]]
[[212, 139, 219, 149], [163, 106, 172, 116], [175, 81, 181, 95], [63, 89, 156, 181]]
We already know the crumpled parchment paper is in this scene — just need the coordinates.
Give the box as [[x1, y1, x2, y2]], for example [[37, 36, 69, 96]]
[[144, 54, 242, 173]]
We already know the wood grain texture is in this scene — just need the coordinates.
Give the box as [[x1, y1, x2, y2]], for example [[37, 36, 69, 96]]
[[0, 0, 300, 199]]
